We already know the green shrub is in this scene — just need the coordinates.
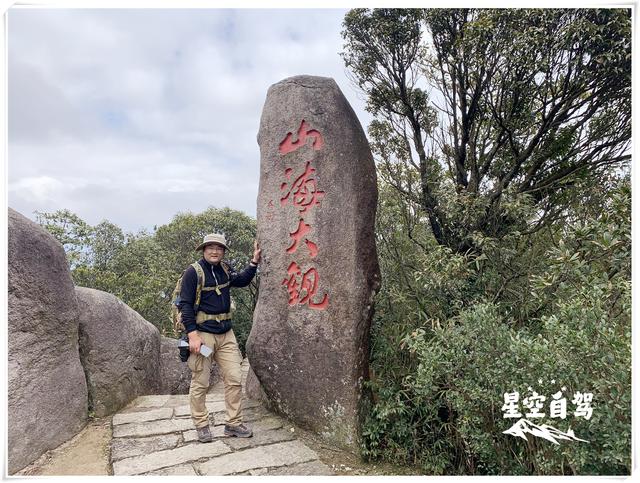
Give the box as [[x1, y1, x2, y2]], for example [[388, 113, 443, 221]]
[[363, 182, 631, 474]]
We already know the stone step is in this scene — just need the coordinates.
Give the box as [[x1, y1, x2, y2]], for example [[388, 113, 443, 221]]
[[111, 433, 181, 462], [244, 459, 335, 476], [194, 440, 320, 476], [181, 416, 285, 444], [112, 418, 193, 438], [113, 441, 231, 475], [112, 408, 173, 426], [110, 363, 334, 476]]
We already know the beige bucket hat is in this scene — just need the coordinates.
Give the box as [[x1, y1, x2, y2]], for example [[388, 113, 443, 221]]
[[195, 233, 230, 251]]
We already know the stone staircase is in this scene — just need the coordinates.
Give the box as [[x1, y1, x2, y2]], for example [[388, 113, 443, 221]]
[[109, 360, 334, 476]]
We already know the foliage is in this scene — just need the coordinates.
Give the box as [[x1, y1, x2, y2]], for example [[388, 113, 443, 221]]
[[362, 176, 630, 475], [35, 209, 94, 268], [342, 8, 631, 254], [343, 7, 631, 475], [36, 207, 258, 354]]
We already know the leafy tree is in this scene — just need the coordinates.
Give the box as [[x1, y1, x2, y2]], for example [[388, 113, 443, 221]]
[[91, 220, 125, 270], [342, 8, 631, 254], [363, 176, 630, 475], [343, 8, 631, 475], [34, 209, 93, 268], [106, 235, 174, 331], [34, 210, 126, 271]]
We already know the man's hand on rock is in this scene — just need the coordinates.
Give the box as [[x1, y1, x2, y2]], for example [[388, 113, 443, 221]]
[[251, 240, 262, 265], [188, 331, 202, 354]]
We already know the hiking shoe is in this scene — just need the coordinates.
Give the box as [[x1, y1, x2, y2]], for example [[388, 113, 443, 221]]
[[197, 425, 213, 443], [224, 423, 253, 438]]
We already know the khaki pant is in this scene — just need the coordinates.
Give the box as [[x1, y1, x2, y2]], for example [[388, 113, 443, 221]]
[[187, 329, 243, 429]]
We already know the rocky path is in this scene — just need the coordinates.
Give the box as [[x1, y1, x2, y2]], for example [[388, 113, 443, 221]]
[[17, 359, 414, 476], [109, 360, 334, 476]]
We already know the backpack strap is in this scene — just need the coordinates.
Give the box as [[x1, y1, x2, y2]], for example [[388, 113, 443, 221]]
[[221, 261, 231, 278], [195, 310, 233, 324], [200, 262, 233, 294], [192, 262, 205, 310], [202, 282, 230, 292]]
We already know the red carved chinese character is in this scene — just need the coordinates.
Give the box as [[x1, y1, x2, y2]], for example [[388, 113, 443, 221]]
[[282, 262, 302, 305], [279, 120, 324, 154], [287, 219, 310, 254], [280, 161, 325, 214], [282, 262, 328, 310], [305, 239, 318, 258], [287, 219, 319, 258], [300, 267, 328, 309]]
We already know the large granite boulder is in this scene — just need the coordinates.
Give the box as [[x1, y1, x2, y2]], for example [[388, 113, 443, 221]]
[[8, 208, 88, 474], [247, 75, 380, 449], [245, 364, 268, 402], [76, 287, 161, 416]]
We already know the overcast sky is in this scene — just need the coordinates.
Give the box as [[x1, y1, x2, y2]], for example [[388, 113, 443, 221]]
[[7, 7, 372, 233]]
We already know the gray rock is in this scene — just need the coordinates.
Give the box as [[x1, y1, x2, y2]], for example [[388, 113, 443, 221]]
[[241, 399, 263, 410], [76, 287, 161, 417], [127, 395, 171, 409], [245, 364, 268, 402], [223, 428, 295, 450], [205, 392, 226, 402], [157, 336, 191, 394], [247, 75, 380, 449], [143, 463, 199, 476], [7, 208, 88, 474], [251, 416, 286, 431]]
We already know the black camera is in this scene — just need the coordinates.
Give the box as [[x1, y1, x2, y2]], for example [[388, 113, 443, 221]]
[[178, 333, 190, 362]]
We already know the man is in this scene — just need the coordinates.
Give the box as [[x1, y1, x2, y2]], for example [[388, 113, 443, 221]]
[[179, 233, 261, 442]]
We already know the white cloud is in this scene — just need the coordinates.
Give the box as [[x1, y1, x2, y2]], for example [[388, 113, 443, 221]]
[[7, 8, 370, 233], [9, 176, 67, 202]]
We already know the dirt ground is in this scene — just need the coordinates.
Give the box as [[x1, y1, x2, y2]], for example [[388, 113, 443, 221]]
[[15, 417, 113, 476], [15, 415, 420, 476]]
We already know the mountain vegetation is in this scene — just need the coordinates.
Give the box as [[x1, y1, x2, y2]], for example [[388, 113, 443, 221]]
[[342, 8, 631, 475]]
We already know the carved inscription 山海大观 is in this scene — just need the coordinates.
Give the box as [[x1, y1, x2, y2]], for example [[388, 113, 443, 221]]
[[278, 119, 328, 310]]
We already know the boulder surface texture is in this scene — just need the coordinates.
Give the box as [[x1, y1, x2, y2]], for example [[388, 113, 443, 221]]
[[76, 287, 161, 417], [247, 75, 380, 449], [8, 208, 88, 474]]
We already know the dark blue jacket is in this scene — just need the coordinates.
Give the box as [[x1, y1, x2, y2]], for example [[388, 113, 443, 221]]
[[179, 258, 256, 334]]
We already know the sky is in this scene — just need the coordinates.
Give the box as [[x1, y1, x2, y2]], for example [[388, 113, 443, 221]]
[[7, 6, 372, 233]]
